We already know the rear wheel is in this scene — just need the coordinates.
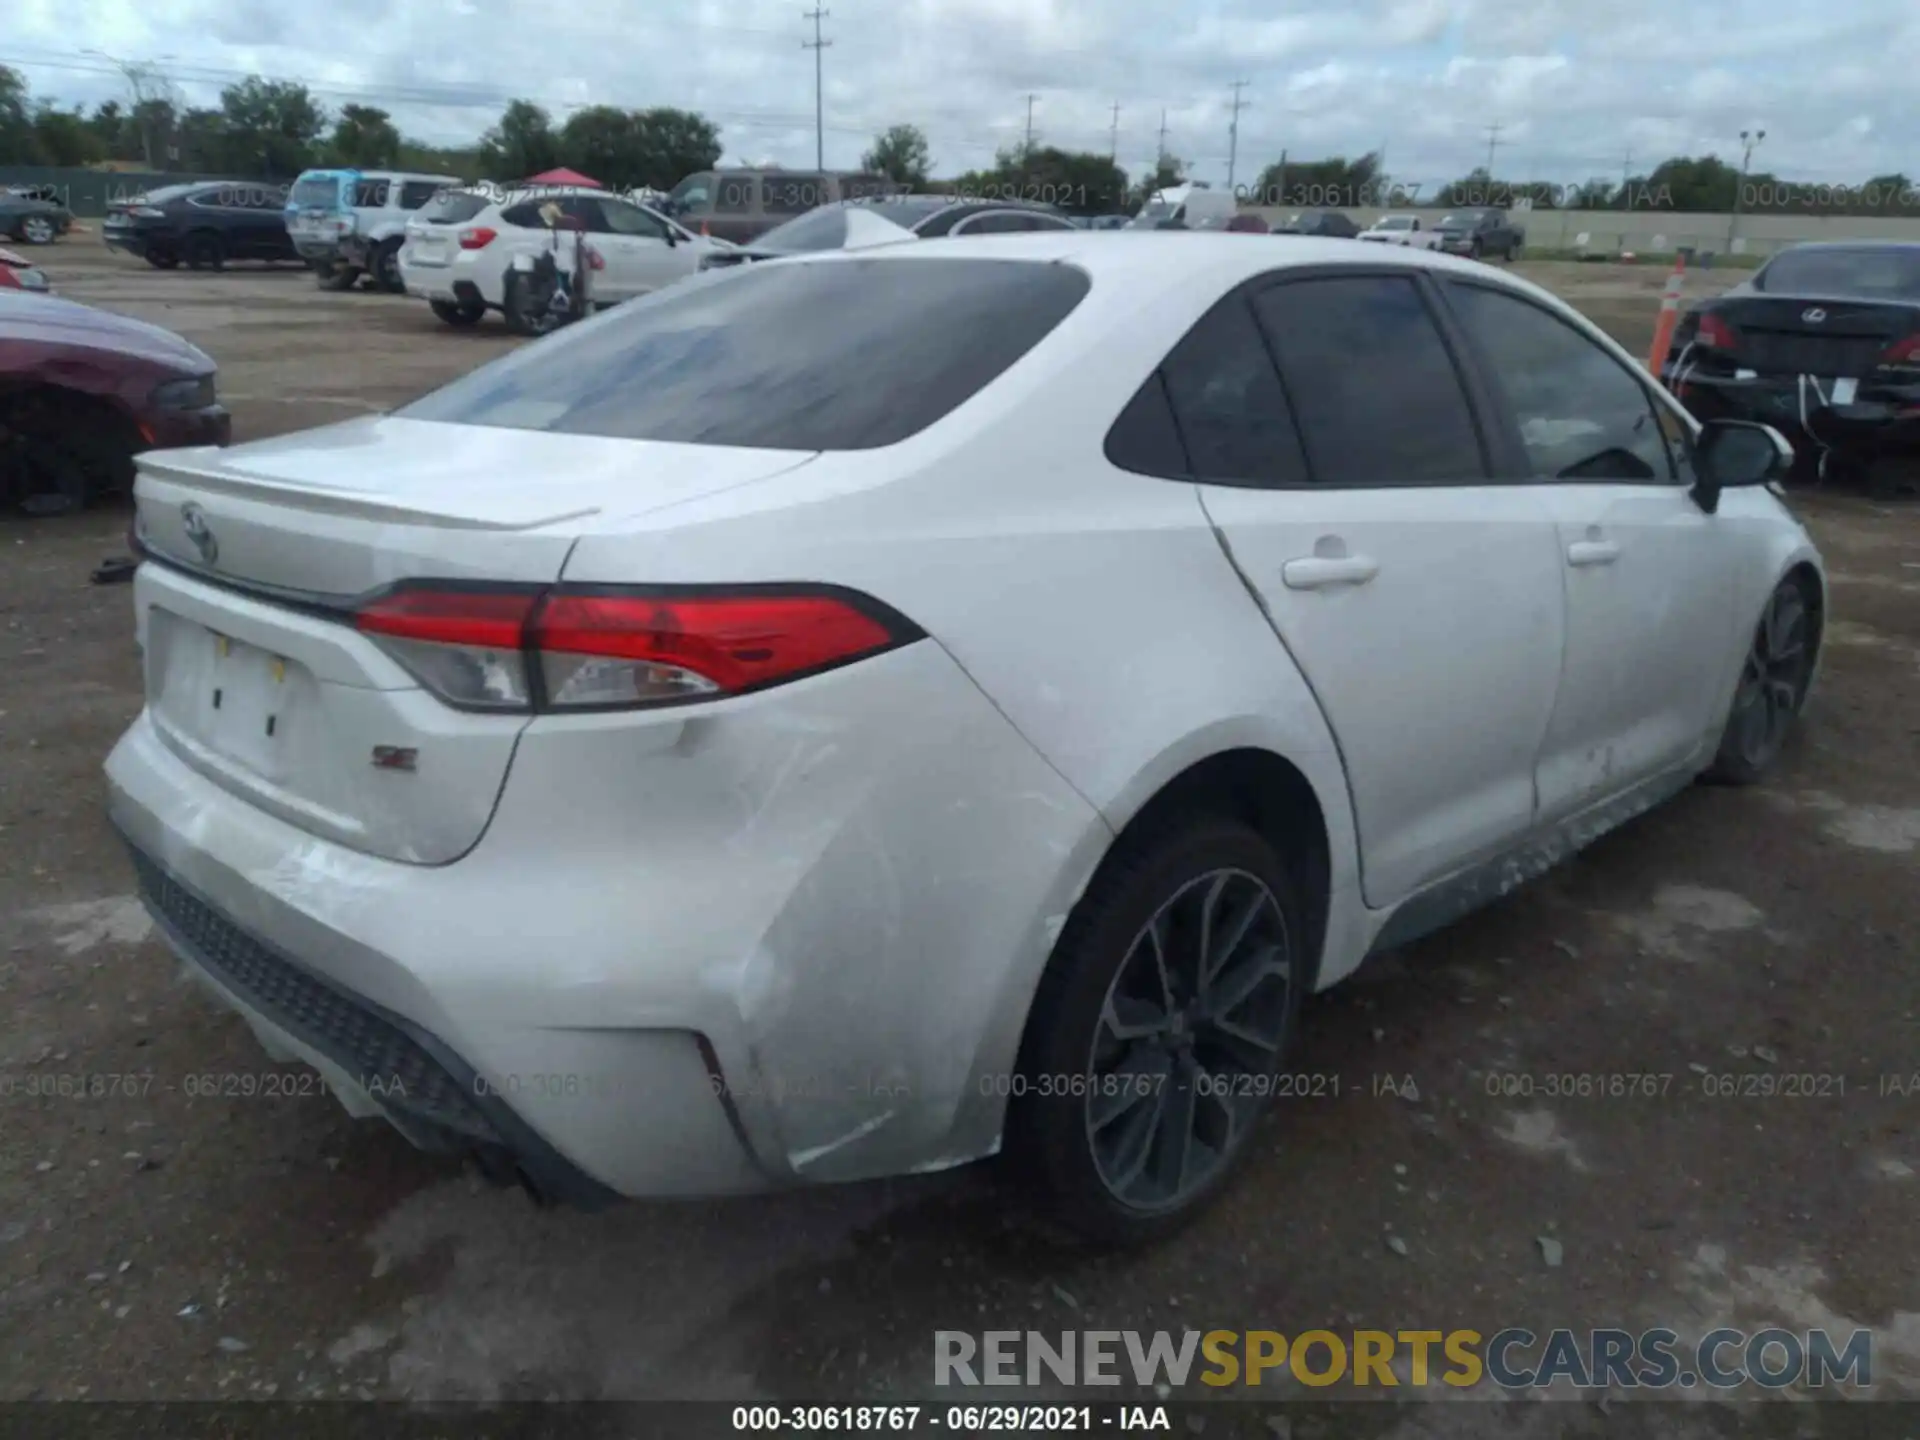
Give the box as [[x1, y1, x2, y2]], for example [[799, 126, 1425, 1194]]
[[1007, 818, 1303, 1247], [1706, 574, 1818, 784], [183, 231, 224, 270], [429, 297, 485, 327], [314, 262, 360, 292], [1468, 238, 1484, 261], [17, 215, 59, 245], [145, 249, 180, 270], [373, 239, 405, 293], [1507, 240, 1523, 262], [503, 272, 566, 337], [0, 388, 140, 516]]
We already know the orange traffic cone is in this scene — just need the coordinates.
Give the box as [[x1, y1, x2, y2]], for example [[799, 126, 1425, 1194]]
[[1644, 252, 1687, 377]]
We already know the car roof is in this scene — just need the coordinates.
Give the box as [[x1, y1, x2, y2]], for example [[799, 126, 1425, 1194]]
[[1766, 240, 1920, 253]]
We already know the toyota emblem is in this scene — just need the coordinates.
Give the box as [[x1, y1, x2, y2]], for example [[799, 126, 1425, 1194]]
[[180, 501, 218, 566], [1801, 307, 1827, 324]]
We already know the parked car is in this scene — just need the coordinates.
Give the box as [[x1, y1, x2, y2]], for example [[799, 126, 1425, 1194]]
[[1224, 213, 1271, 234], [0, 245, 51, 292], [1085, 215, 1131, 232], [2, 185, 74, 245], [1274, 209, 1361, 238], [397, 186, 728, 332], [285, 168, 464, 292], [109, 234, 1822, 1243], [103, 181, 296, 269], [1433, 207, 1526, 261], [1127, 183, 1237, 230], [1, 290, 227, 515], [697, 197, 1075, 271], [1664, 241, 1920, 495], [656, 169, 902, 244], [1360, 214, 1443, 249]]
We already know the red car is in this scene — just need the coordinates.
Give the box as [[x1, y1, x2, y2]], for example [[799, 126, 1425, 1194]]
[[1, 290, 230, 515]]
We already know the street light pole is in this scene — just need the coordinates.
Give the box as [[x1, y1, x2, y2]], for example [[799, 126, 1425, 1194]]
[[1726, 128, 1764, 253]]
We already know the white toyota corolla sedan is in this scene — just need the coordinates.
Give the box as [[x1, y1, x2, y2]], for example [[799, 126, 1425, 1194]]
[[108, 234, 1824, 1244]]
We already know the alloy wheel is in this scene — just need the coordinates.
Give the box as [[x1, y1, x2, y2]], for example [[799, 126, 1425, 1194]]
[[1085, 868, 1291, 1212], [1727, 583, 1812, 771], [22, 216, 55, 244]]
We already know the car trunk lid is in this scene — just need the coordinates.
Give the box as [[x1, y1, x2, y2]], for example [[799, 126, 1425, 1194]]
[[1699, 296, 1919, 378], [131, 417, 818, 863]]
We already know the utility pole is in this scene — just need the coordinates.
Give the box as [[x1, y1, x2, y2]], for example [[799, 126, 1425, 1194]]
[[1727, 128, 1765, 251], [1620, 147, 1632, 209], [1109, 102, 1121, 163], [802, 7, 831, 171], [1023, 94, 1038, 154], [82, 49, 178, 169], [1226, 80, 1250, 193], [1483, 119, 1505, 175], [1156, 108, 1169, 166]]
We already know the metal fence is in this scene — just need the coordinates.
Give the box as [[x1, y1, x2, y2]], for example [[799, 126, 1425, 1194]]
[[1, 166, 260, 218]]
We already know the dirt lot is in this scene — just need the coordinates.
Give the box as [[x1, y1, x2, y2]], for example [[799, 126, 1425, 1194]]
[[2, 243, 1917, 1430]]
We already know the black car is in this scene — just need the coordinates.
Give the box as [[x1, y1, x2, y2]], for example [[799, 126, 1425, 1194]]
[[1, 186, 73, 246], [1433, 207, 1526, 260], [698, 197, 1076, 271], [1273, 209, 1361, 239], [1665, 242, 1920, 495], [102, 181, 295, 270]]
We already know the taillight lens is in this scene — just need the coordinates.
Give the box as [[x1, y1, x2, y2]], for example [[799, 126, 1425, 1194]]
[[1880, 332, 1920, 367], [1695, 312, 1738, 349], [353, 583, 918, 713], [458, 226, 496, 250]]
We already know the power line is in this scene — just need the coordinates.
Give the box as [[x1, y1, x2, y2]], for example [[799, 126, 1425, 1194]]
[[801, 6, 831, 171], [1226, 79, 1250, 191]]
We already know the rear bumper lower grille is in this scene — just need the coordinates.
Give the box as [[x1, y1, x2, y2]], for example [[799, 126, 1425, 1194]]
[[124, 841, 619, 1208]]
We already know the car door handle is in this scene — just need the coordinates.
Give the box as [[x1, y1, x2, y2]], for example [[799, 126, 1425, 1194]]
[[1566, 540, 1621, 567], [1281, 555, 1380, 590]]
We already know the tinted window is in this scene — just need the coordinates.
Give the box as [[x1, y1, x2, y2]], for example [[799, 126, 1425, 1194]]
[[1104, 372, 1190, 478], [400, 181, 443, 210], [423, 190, 490, 225], [762, 174, 831, 214], [1252, 276, 1485, 484], [1757, 247, 1920, 299], [354, 179, 390, 208], [499, 202, 545, 228], [1443, 280, 1674, 482], [957, 212, 1032, 235], [716, 176, 756, 213], [287, 177, 340, 209], [401, 257, 1091, 451], [600, 200, 666, 238], [667, 173, 714, 208], [1154, 296, 1309, 486]]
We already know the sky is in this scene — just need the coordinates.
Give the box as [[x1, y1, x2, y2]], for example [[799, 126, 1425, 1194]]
[[3, 0, 1917, 196]]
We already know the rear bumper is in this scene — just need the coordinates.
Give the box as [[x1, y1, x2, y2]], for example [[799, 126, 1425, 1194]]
[[103, 229, 163, 257], [103, 638, 1107, 1201], [1670, 372, 1920, 454]]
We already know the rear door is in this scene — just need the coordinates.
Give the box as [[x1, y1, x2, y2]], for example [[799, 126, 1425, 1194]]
[[1140, 267, 1567, 908], [1436, 277, 1734, 819]]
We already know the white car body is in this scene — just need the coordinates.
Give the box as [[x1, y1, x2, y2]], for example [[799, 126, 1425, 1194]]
[[107, 236, 1823, 1228], [397, 186, 727, 321], [1361, 214, 1443, 249], [1129, 184, 1238, 230]]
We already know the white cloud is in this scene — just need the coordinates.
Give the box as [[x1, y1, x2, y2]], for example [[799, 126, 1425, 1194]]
[[2, 0, 1916, 189]]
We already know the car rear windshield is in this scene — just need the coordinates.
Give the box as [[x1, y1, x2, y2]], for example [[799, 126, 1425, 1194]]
[[400, 257, 1092, 450], [1758, 247, 1920, 300], [750, 205, 852, 251], [420, 190, 492, 224], [289, 176, 342, 209]]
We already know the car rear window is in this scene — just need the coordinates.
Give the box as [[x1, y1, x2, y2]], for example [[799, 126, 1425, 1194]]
[[751, 205, 851, 251], [400, 257, 1091, 450], [420, 191, 489, 224], [1757, 247, 1920, 299]]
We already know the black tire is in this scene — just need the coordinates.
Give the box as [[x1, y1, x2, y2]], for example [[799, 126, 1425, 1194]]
[[0, 389, 139, 516], [145, 250, 180, 270], [372, 239, 406, 294], [1006, 817, 1304, 1248], [1468, 238, 1484, 261], [313, 262, 360, 292], [17, 214, 59, 246], [1705, 573, 1819, 785], [1508, 240, 1523, 262], [183, 231, 224, 271], [503, 272, 566, 337], [429, 297, 485, 328]]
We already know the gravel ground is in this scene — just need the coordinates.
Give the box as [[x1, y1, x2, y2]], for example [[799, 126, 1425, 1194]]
[[1, 243, 1916, 1432]]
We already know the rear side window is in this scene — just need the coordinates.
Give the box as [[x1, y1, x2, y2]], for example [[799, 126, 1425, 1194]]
[[400, 181, 443, 210], [354, 179, 391, 208], [1108, 295, 1309, 486], [1757, 247, 1920, 299], [401, 258, 1091, 450], [716, 176, 756, 213], [499, 202, 544, 228], [422, 191, 490, 224], [1442, 280, 1675, 482], [1252, 276, 1486, 484]]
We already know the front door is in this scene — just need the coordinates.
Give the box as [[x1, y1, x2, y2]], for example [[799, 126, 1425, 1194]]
[[1435, 277, 1735, 820], [1145, 269, 1568, 908]]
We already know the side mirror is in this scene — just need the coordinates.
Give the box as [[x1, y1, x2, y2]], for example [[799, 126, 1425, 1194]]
[[1692, 419, 1793, 514]]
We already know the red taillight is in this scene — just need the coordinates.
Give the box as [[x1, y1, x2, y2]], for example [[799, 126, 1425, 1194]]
[[352, 583, 916, 712], [457, 226, 497, 250], [1880, 332, 1920, 366], [1695, 313, 1738, 349]]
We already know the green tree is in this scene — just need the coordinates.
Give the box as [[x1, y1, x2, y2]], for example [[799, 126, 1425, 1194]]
[[627, 106, 721, 190], [0, 65, 43, 164], [1252, 151, 1383, 208], [1128, 155, 1186, 210], [219, 77, 328, 177], [478, 99, 559, 180], [861, 123, 931, 187], [131, 98, 179, 169], [32, 104, 105, 166], [175, 107, 233, 173], [324, 104, 401, 168]]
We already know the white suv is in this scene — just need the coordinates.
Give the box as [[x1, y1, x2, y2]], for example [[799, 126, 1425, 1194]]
[[397, 186, 726, 331]]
